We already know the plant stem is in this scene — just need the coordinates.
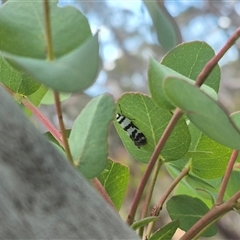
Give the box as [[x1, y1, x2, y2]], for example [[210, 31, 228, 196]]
[[22, 97, 63, 146], [43, 0, 54, 61], [43, 0, 74, 165], [127, 108, 183, 225], [54, 92, 74, 165], [180, 191, 240, 240], [140, 158, 163, 239], [152, 166, 190, 217], [216, 150, 239, 205]]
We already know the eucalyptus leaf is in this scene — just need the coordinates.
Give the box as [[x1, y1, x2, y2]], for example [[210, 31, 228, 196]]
[[131, 216, 159, 231], [191, 134, 232, 178], [98, 159, 129, 210], [1, 33, 100, 92], [0, 0, 91, 58], [163, 77, 240, 151], [148, 57, 218, 110], [167, 195, 217, 237], [143, 0, 181, 51], [149, 220, 179, 240], [69, 94, 115, 179], [0, 0, 99, 93], [0, 56, 41, 95], [161, 41, 220, 92], [224, 170, 240, 201], [114, 93, 190, 163]]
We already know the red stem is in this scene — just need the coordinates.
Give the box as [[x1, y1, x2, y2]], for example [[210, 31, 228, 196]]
[[22, 98, 63, 146]]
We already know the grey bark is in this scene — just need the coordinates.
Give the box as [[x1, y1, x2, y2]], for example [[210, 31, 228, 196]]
[[0, 86, 139, 240]]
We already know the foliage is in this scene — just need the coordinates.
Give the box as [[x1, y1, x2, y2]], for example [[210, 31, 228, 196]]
[[1, 0, 240, 239]]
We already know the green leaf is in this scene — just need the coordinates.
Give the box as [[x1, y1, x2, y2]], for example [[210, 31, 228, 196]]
[[149, 220, 179, 240], [114, 93, 190, 163], [173, 179, 217, 209], [2, 33, 100, 93], [165, 160, 219, 207], [191, 134, 232, 178], [148, 57, 218, 110], [98, 159, 129, 211], [69, 94, 115, 179], [163, 77, 240, 151], [167, 195, 217, 237], [41, 89, 71, 105], [0, 0, 91, 58], [131, 216, 159, 231], [27, 85, 48, 106], [0, 0, 99, 93], [161, 41, 220, 92], [224, 170, 240, 200], [143, 0, 181, 51], [185, 123, 230, 178], [0, 56, 41, 95]]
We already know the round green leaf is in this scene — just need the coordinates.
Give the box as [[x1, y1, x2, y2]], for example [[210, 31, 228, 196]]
[[161, 41, 220, 92], [167, 195, 217, 237], [191, 134, 232, 178], [163, 77, 240, 151], [0, 0, 99, 92], [148, 57, 218, 110], [0, 0, 91, 58], [173, 181, 217, 210], [69, 94, 115, 179], [98, 159, 129, 211], [114, 93, 190, 163], [2, 33, 100, 92]]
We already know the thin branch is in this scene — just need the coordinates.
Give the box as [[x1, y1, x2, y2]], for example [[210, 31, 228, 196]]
[[140, 159, 163, 239], [54, 92, 74, 165], [43, 0, 74, 165], [152, 166, 190, 216], [127, 108, 183, 225], [22, 97, 63, 146], [43, 0, 54, 61], [216, 150, 239, 205], [180, 191, 240, 240]]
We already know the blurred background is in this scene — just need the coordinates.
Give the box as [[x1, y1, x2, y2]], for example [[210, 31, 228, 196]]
[[2, 0, 240, 239]]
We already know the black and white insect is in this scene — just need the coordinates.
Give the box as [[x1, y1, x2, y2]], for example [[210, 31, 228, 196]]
[[116, 110, 147, 148]]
